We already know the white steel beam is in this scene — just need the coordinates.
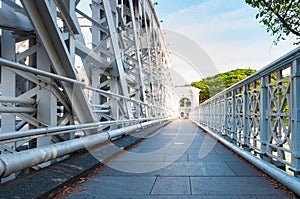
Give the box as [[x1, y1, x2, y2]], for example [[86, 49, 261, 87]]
[[21, 0, 97, 133]]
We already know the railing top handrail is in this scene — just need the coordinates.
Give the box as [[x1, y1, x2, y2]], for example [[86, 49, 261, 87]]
[[201, 46, 300, 105]]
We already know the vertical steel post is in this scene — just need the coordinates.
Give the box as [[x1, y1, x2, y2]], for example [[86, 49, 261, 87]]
[[223, 94, 228, 136], [36, 45, 57, 147], [243, 85, 249, 148], [102, 0, 133, 119], [292, 60, 300, 177], [232, 90, 237, 141], [1, 30, 16, 135], [0, 27, 16, 183], [198, 106, 201, 124], [260, 76, 269, 159], [220, 98, 223, 134], [214, 100, 217, 132], [91, 1, 101, 110], [216, 100, 219, 133], [208, 103, 211, 129], [142, 0, 154, 117], [110, 78, 119, 129], [64, 0, 76, 67], [0, 0, 17, 183], [128, 0, 148, 117], [206, 104, 208, 126]]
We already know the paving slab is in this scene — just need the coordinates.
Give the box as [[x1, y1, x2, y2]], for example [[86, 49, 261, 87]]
[[76, 176, 156, 196], [226, 160, 262, 177], [190, 195, 258, 199], [188, 154, 240, 162], [151, 176, 190, 195], [190, 176, 290, 196], [64, 120, 294, 199]]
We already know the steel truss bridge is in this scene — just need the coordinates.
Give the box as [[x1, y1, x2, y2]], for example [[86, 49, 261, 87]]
[[0, 0, 177, 181], [0, 0, 300, 196]]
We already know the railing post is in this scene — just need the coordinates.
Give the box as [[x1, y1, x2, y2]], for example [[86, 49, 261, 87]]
[[203, 105, 205, 126], [204, 105, 206, 126], [218, 98, 222, 134], [209, 103, 211, 129], [198, 106, 201, 124], [292, 59, 300, 177], [232, 90, 237, 142], [223, 94, 228, 136], [260, 76, 269, 160], [243, 85, 249, 149], [213, 100, 217, 132]]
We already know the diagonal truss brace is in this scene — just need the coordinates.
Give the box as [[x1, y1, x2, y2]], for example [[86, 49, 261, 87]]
[[21, 0, 97, 133]]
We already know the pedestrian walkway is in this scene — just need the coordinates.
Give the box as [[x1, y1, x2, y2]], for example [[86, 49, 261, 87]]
[[63, 120, 293, 198]]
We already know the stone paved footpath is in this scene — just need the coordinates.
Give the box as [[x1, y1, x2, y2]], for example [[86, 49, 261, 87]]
[[63, 120, 293, 199]]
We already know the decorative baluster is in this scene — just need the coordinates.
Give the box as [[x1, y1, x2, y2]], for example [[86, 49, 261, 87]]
[[243, 85, 249, 150], [224, 94, 228, 136], [292, 60, 300, 178], [232, 90, 237, 142], [260, 76, 269, 161]]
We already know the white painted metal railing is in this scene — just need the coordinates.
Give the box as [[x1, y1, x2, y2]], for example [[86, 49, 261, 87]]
[[190, 47, 300, 195]]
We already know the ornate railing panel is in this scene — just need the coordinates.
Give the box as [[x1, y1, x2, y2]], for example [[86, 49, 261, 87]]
[[191, 47, 300, 178]]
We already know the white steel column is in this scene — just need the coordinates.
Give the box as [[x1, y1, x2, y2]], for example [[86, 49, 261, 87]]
[[36, 44, 57, 147]]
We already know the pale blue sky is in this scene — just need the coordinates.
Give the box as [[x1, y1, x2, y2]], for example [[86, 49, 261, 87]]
[[154, 0, 297, 77]]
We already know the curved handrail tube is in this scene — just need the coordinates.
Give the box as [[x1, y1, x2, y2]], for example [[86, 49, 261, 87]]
[[0, 118, 169, 178]]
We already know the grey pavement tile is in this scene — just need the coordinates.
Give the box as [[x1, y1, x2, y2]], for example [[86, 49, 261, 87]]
[[185, 145, 202, 152], [147, 195, 189, 199], [137, 147, 170, 153], [122, 161, 168, 174], [193, 136, 207, 140], [128, 147, 141, 153], [114, 153, 166, 162], [77, 176, 156, 195], [140, 161, 236, 177], [85, 195, 190, 199], [188, 154, 240, 162], [139, 140, 173, 147], [255, 194, 294, 199], [151, 177, 190, 195], [66, 192, 192, 199], [190, 195, 257, 199], [185, 149, 213, 155], [80, 194, 142, 199], [191, 177, 290, 195], [101, 162, 159, 176], [213, 145, 233, 155], [108, 170, 149, 176], [187, 143, 205, 148], [98, 166, 118, 176], [150, 162, 189, 176], [187, 162, 236, 176], [165, 153, 188, 162], [147, 138, 174, 142], [226, 161, 262, 177]]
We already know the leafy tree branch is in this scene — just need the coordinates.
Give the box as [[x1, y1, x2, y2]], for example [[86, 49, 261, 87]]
[[245, 0, 300, 44]]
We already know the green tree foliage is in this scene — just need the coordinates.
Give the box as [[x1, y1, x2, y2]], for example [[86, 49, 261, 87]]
[[191, 68, 256, 103], [245, 0, 300, 45]]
